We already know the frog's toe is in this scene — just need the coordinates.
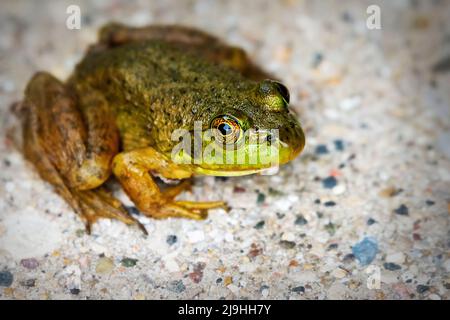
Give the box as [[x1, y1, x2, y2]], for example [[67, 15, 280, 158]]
[[143, 200, 227, 220], [74, 188, 148, 235], [161, 179, 193, 200], [174, 200, 228, 211]]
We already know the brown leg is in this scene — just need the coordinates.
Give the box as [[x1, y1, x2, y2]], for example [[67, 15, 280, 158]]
[[21, 72, 145, 234]]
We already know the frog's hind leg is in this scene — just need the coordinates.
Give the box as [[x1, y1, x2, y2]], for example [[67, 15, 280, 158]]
[[97, 23, 273, 81], [21, 72, 145, 234]]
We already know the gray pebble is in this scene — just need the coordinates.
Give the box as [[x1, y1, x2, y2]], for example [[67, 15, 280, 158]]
[[168, 280, 185, 293], [0, 270, 13, 287]]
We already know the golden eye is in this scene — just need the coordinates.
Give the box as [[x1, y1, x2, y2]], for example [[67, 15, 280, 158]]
[[211, 115, 241, 144]]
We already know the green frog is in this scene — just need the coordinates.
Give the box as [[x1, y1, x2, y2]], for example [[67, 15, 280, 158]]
[[18, 23, 305, 234]]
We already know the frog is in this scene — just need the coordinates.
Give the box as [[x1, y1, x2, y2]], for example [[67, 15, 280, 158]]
[[17, 23, 305, 234]]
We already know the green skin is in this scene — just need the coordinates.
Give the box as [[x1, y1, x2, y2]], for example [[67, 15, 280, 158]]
[[20, 23, 305, 233]]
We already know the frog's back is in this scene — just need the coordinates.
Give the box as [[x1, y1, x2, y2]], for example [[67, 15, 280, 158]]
[[71, 40, 248, 91]]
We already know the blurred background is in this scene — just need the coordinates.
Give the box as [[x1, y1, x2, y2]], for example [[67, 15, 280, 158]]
[[0, 0, 449, 299]]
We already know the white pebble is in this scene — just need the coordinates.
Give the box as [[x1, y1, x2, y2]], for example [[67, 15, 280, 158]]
[[332, 184, 346, 195], [281, 232, 296, 242], [332, 268, 347, 279], [163, 257, 180, 272], [262, 289, 269, 297], [339, 96, 361, 111], [443, 259, 450, 272], [227, 284, 240, 295], [386, 252, 405, 264], [187, 230, 205, 243], [224, 233, 234, 242]]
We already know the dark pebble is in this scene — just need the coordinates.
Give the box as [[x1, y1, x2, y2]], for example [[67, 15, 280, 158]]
[[279, 240, 296, 249], [216, 278, 222, 284], [314, 199, 321, 204], [341, 11, 354, 23], [413, 233, 422, 241], [256, 192, 266, 204], [21, 279, 36, 288], [276, 212, 285, 219], [166, 235, 178, 245], [168, 280, 186, 293], [291, 286, 305, 293], [325, 222, 337, 236], [425, 200, 435, 206], [315, 144, 329, 155], [0, 271, 14, 287], [215, 176, 229, 182], [322, 176, 337, 189], [294, 215, 308, 225], [121, 257, 138, 267], [327, 243, 339, 250], [260, 285, 270, 292], [268, 187, 284, 196], [311, 52, 324, 68], [254, 221, 265, 229], [343, 253, 355, 263], [416, 285, 430, 294], [432, 55, 450, 73], [394, 204, 409, 216], [334, 139, 345, 151], [324, 201, 336, 207], [70, 288, 80, 295], [367, 218, 377, 225], [384, 262, 402, 271]]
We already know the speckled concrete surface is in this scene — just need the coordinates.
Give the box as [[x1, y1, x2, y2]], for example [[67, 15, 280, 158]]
[[1, 0, 450, 300]]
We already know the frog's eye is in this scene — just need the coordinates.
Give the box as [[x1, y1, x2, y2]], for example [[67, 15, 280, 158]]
[[257, 79, 290, 111], [210, 115, 241, 145], [274, 82, 290, 104]]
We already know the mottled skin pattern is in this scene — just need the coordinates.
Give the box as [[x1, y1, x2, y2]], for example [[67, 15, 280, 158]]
[[18, 23, 305, 233]]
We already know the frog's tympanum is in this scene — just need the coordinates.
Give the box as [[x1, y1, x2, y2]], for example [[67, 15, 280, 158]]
[[18, 23, 305, 233]]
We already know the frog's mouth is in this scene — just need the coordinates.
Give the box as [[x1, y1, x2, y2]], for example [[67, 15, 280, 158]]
[[193, 167, 268, 177]]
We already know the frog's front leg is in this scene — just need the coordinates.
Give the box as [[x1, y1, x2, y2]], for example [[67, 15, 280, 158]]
[[112, 148, 227, 219], [21, 72, 145, 233]]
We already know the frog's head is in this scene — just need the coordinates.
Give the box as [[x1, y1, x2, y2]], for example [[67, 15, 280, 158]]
[[181, 79, 305, 176]]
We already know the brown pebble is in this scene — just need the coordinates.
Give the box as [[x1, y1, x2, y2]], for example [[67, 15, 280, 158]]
[[189, 262, 206, 284], [289, 260, 299, 267], [413, 233, 422, 241], [248, 243, 263, 258], [379, 186, 402, 198]]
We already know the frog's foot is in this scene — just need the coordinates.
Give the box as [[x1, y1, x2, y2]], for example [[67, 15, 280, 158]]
[[112, 147, 229, 221], [74, 187, 147, 234]]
